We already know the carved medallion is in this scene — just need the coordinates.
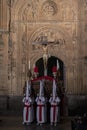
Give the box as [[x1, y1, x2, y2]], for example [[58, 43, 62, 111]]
[[42, 0, 58, 16]]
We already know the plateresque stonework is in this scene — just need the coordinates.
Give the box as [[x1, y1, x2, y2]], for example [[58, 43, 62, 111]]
[[0, 0, 87, 115]]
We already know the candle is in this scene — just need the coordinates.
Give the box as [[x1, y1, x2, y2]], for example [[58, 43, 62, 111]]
[[57, 60, 59, 70], [29, 60, 30, 70], [33, 64, 35, 69]]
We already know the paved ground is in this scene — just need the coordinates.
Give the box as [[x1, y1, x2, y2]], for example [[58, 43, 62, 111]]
[[0, 116, 72, 130]]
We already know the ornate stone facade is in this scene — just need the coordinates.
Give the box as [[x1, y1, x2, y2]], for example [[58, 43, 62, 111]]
[[0, 0, 87, 95], [0, 0, 87, 115]]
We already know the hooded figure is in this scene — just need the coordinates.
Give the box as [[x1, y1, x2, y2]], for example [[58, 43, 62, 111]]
[[35, 80, 47, 125], [22, 80, 34, 125], [26, 80, 29, 99], [52, 79, 57, 100], [39, 80, 44, 97], [49, 79, 61, 126], [28, 81, 31, 96]]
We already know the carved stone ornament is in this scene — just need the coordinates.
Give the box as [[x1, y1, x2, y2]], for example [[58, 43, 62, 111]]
[[22, 1, 38, 22], [31, 27, 65, 51], [7, 0, 14, 7], [42, 0, 58, 16], [0, 34, 4, 48]]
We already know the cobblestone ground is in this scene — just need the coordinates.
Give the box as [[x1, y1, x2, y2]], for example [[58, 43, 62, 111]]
[[0, 116, 72, 130]]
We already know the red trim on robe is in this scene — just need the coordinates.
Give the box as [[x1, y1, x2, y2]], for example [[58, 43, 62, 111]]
[[51, 105, 58, 122], [37, 105, 45, 121], [24, 105, 31, 121]]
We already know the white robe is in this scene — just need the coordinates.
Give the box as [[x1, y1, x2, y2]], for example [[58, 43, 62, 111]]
[[49, 96, 60, 123], [35, 96, 46, 123], [23, 97, 34, 123]]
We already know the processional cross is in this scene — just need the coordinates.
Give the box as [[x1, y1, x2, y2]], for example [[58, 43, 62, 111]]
[[40, 36, 60, 77], [33, 35, 49, 76], [40, 36, 49, 76], [32, 35, 59, 77], [43, 44, 48, 76]]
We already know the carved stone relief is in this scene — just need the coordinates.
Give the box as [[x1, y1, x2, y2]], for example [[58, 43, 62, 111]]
[[14, 0, 77, 22], [10, 22, 17, 33], [0, 34, 4, 68], [4, 0, 84, 95], [7, 0, 15, 7], [79, 0, 87, 20], [22, 4, 34, 21], [0, 34, 4, 47], [21, 32, 27, 75], [62, 2, 74, 21], [22, 0, 39, 22], [8, 37, 16, 80], [0, 54, 3, 68], [84, 0, 87, 14], [42, 0, 58, 16], [30, 27, 66, 53], [25, 25, 70, 79]]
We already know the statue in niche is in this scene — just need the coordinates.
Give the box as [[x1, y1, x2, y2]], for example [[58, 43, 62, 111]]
[[63, 3, 74, 21], [22, 5, 33, 21], [22, 2, 37, 21]]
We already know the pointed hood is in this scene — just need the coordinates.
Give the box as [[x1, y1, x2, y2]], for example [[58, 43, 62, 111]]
[[25, 80, 29, 99], [52, 79, 57, 99], [39, 80, 44, 97], [28, 81, 31, 96]]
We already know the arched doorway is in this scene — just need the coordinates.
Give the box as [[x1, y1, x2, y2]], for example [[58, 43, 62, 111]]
[[36, 56, 64, 80]]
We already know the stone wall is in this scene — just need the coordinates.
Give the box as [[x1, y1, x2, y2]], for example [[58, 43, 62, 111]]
[[0, 0, 79, 95], [0, 0, 87, 115]]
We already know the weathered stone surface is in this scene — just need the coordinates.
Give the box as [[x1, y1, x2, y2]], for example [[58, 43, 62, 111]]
[[0, 0, 87, 115]]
